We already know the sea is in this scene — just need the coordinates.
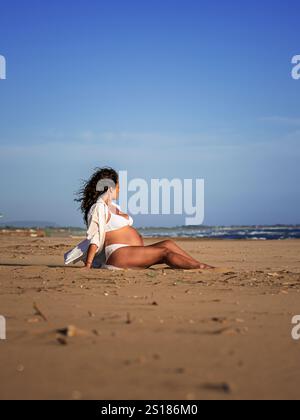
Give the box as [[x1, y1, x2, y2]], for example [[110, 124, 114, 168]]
[[137, 225, 300, 240]]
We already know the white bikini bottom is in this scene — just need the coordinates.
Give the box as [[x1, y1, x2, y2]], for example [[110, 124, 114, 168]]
[[104, 244, 130, 265]]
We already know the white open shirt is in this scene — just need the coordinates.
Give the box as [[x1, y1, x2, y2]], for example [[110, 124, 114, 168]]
[[64, 198, 109, 268]]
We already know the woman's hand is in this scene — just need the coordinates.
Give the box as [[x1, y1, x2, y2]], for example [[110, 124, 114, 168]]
[[84, 244, 98, 269], [84, 262, 93, 269]]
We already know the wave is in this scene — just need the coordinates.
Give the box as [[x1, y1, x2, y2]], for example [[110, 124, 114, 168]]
[[138, 226, 300, 240]]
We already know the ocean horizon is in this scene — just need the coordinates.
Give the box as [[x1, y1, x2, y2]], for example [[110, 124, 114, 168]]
[[2, 223, 299, 240], [138, 225, 300, 240]]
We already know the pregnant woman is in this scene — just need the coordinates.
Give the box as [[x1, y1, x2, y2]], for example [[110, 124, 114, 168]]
[[65, 167, 213, 270]]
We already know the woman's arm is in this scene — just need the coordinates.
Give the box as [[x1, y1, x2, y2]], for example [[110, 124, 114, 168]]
[[85, 244, 98, 269], [85, 202, 108, 269]]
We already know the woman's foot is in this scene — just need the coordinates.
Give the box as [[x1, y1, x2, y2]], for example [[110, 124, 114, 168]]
[[199, 263, 215, 269]]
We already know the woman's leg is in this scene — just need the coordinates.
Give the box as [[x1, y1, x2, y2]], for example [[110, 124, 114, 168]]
[[106, 246, 205, 270], [148, 239, 214, 268]]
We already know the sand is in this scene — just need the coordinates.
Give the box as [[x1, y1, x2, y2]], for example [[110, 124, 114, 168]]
[[0, 235, 300, 400]]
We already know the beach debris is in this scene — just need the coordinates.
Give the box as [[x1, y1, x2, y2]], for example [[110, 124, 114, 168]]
[[56, 325, 88, 338], [151, 301, 158, 306], [211, 317, 228, 324], [126, 312, 132, 324], [27, 317, 40, 324], [57, 326, 77, 337], [235, 318, 245, 323], [55, 324, 91, 345], [200, 382, 231, 394], [267, 272, 280, 278], [33, 302, 48, 322]]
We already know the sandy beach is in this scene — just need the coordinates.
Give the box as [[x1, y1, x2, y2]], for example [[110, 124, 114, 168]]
[[0, 235, 300, 400]]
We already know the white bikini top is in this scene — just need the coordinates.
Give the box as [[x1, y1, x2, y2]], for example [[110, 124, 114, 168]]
[[105, 202, 134, 232]]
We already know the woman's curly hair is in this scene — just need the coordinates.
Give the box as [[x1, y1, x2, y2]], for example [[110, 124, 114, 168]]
[[75, 167, 119, 226]]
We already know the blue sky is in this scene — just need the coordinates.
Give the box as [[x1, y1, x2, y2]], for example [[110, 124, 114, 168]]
[[0, 0, 299, 227]]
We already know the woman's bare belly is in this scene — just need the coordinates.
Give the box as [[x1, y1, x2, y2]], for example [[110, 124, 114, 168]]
[[105, 226, 144, 247]]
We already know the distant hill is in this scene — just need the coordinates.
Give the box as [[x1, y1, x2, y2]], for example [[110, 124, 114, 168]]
[[0, 221, 60, 228]]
